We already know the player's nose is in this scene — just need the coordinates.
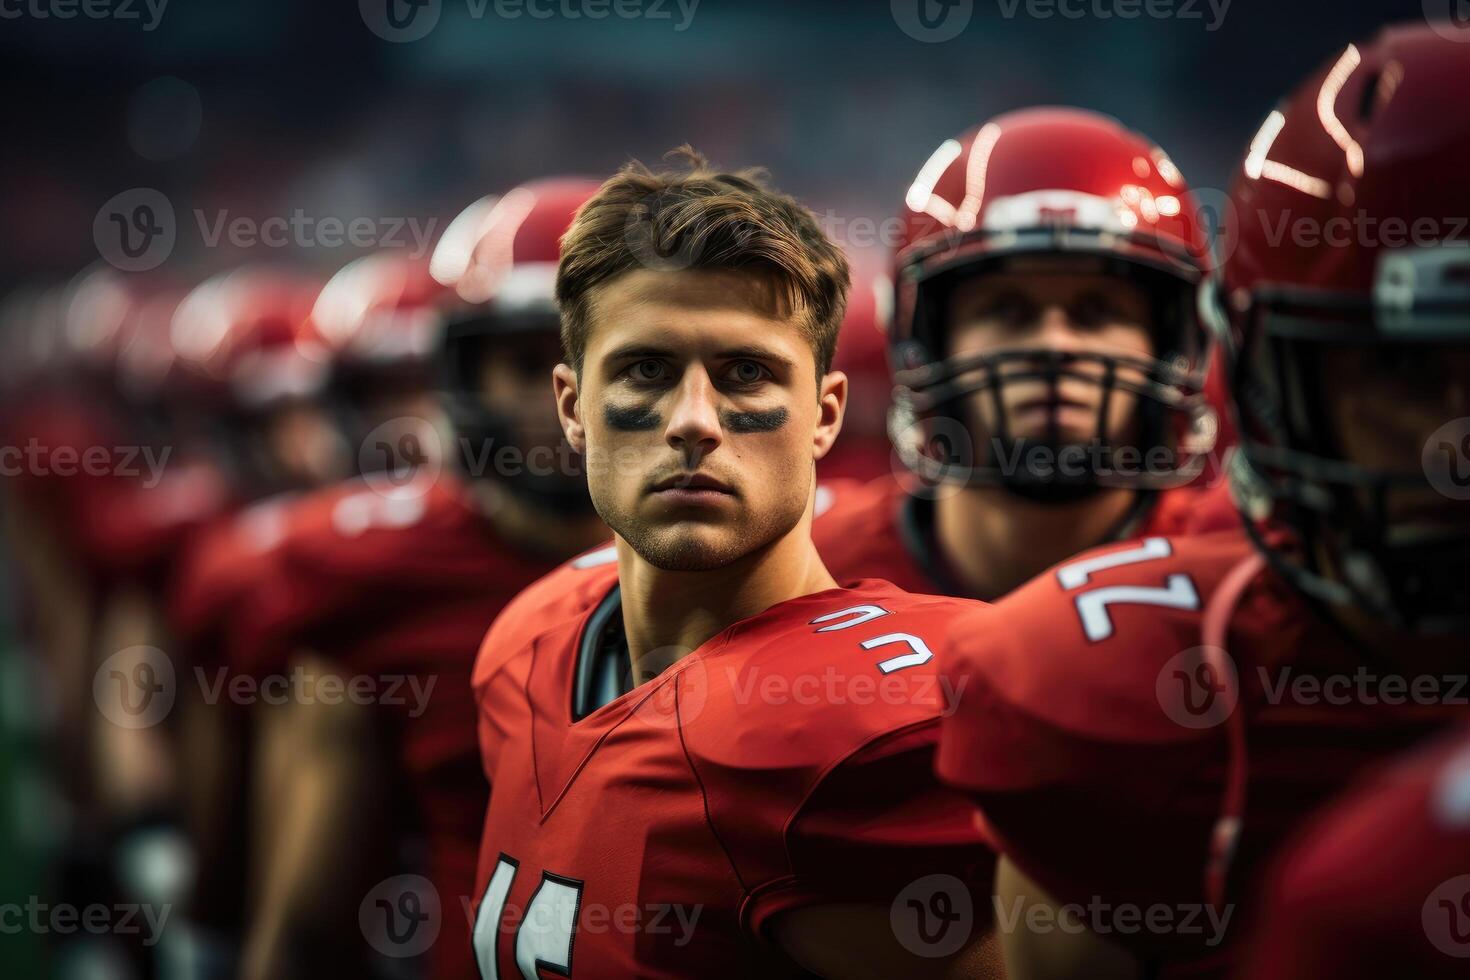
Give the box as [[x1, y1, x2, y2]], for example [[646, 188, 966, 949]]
[[1034, 304, 1082, 344], [664, 365, 723, 461]]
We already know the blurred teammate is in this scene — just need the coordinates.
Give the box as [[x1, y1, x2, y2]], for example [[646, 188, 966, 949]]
[[936, 24, 1470, 978], [1240, 721, 1470, 978], [228, 183, 608, 980], [815, 107, 1231, 602], [159, 267, 350, 973], [816, 250, 894, 482], [470, 151, 1000, 978]]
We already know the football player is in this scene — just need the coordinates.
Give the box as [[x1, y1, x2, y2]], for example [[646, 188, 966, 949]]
[[814, 107, 1232, 601], [936, 23, 1470, 979], [469, 150, 1001, 978], [1239, 722, 1470, 978], [155, 267, 354, 972], [228, 183, 609, 980]]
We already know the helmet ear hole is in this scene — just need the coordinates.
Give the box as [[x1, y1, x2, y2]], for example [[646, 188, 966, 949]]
[[1355, 70, 1382, 120]]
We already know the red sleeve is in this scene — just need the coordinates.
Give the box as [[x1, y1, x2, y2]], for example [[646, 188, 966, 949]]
[[228, 555, 357, 679], [742, 719, 995, 941], [1242, 727, 1470, 979], [934, 536, 1248, 930]]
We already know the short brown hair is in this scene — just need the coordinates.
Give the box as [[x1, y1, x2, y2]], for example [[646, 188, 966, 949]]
[[556, 147, 850, 377]]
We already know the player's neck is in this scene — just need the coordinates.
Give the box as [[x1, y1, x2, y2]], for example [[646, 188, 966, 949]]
[[935, 484, 1142, 600], [615, 519, 837, 681], [470, 480, 608, 559]]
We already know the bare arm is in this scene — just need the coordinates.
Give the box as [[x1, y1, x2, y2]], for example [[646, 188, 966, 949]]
[[240, 653, 387, 980], [993, 858, 1139, 980]]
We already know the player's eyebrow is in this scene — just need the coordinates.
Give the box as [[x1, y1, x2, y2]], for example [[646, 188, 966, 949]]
[[604, 343, 675, 363], [602, 343, 795, 369]]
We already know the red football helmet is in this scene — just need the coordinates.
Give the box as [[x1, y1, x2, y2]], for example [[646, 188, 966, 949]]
[[312, 252, 447, 375], [432, 178, 601, 511], [889, 107, 1217, 499], [56, 268, 203, 422], [170, 267, 329, 410], [170, 267, 346, 492], [307, 253, 456, 483], [821, 250, 895, 482], [1210, 23, 1470, 632]]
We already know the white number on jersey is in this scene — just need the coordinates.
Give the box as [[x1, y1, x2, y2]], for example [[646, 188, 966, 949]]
[[474, 855, 583, 980], [1055, 537, 1201, 642]]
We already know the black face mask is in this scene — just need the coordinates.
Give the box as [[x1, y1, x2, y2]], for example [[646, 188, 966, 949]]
[[446, 399, 596, 517], [1229, 307, 1470, 636], [436, 310, 596, 517], [890, 346, 1208, 504]]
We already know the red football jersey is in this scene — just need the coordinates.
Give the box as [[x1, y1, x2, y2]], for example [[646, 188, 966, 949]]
[[236, 473, 560, 980], [1241, 723, 1470, 979], [471, 564, 994, 977], [10, 397, 229, 584], [75, 457, 232, 584], [168, 491, 315, 669], [937, 526, 1464, 972], [813, 474, 1238, 595]]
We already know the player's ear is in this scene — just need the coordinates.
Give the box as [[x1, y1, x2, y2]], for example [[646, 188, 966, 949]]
[[812, 369, 847, 462], [552, 363, 586, 453]]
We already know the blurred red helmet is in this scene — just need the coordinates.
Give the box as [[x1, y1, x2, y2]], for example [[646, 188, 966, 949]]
[[431, 178, 600, 510], [53, 267, 204, 414], [114, 283, 196, 407], [889, 107, 1217, 499], [311, 252, 448, 373], [822, 251, 895, 482], [1210, 22, 1470, 632], [435, 178, 600, 319], [58, 265, 139, 383], [170, 267, 329, 412]]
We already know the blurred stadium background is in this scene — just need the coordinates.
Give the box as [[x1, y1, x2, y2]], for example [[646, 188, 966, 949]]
[[0, 1, 1447, 977], [0, 0, 1436, 283]]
